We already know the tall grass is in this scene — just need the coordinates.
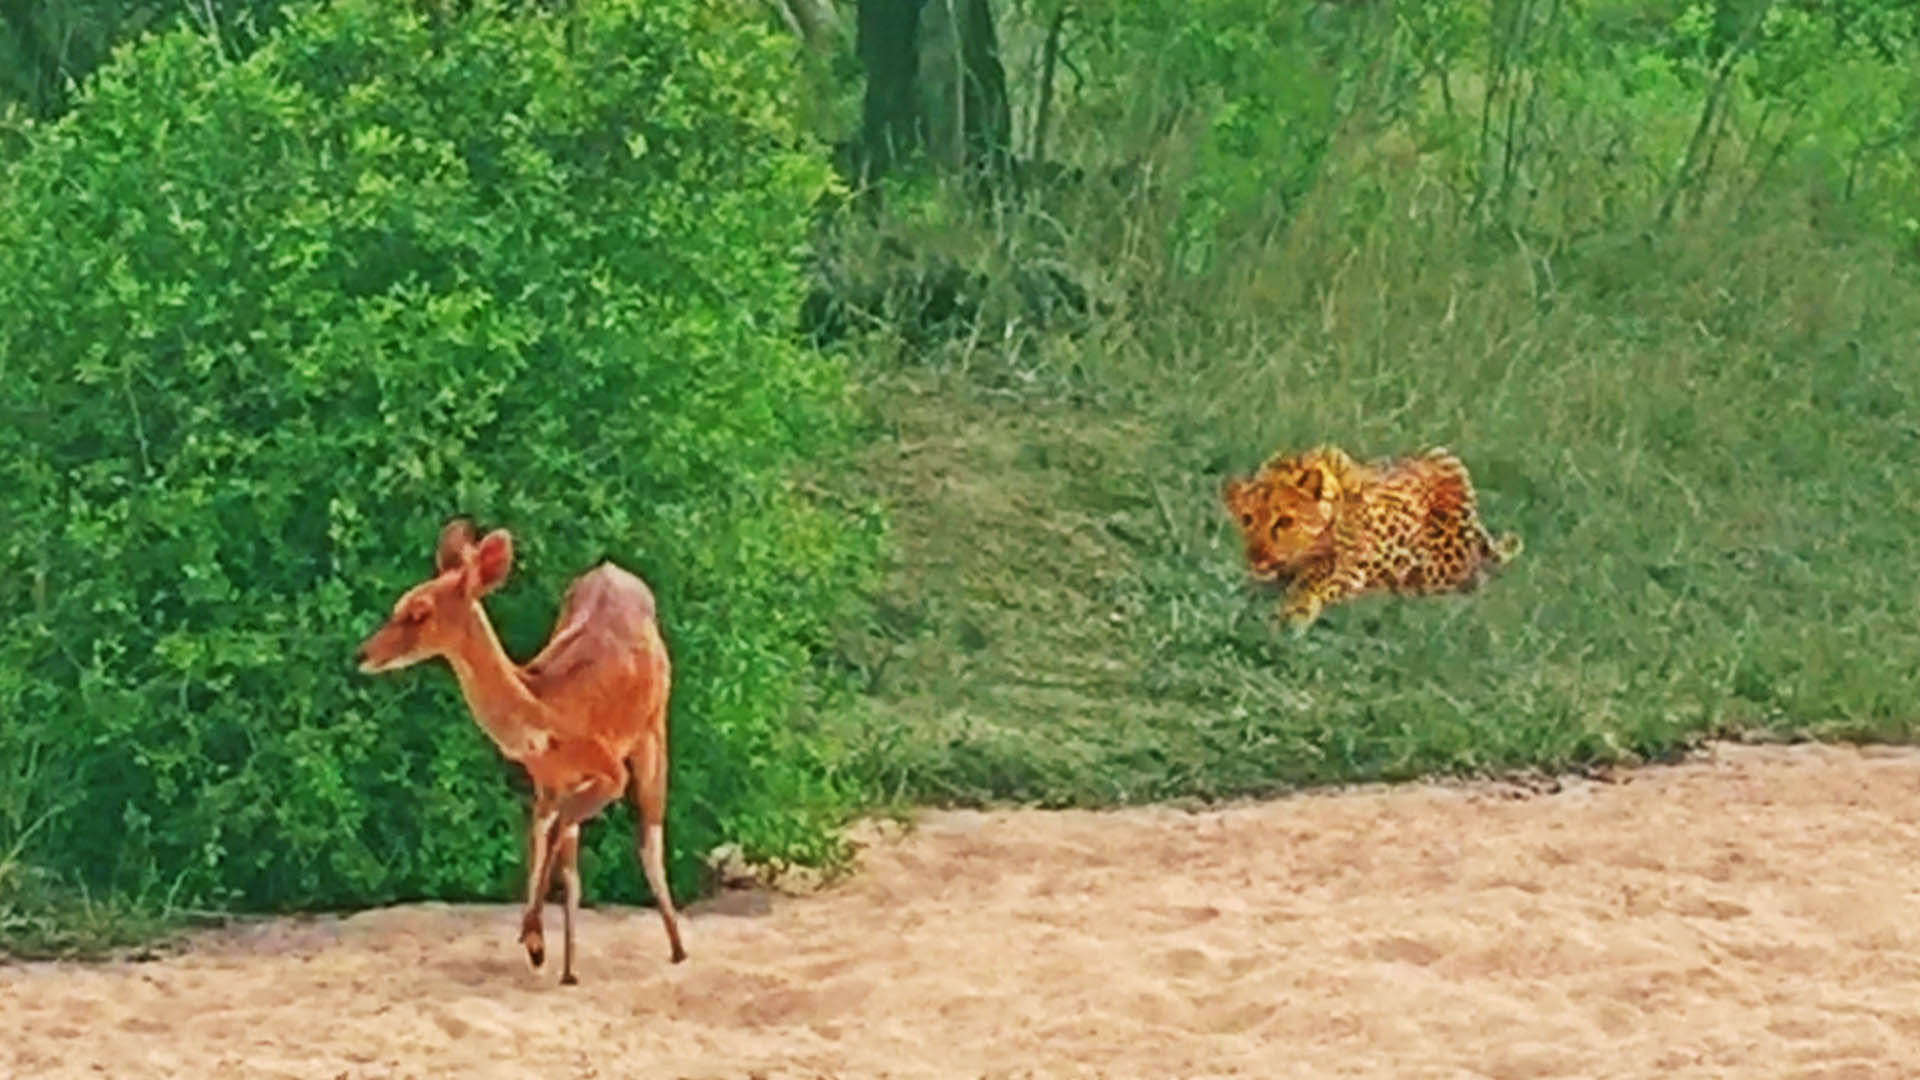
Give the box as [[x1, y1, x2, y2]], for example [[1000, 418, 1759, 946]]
[[815, 0, 1920, 809], [0, 732, 197, 958]]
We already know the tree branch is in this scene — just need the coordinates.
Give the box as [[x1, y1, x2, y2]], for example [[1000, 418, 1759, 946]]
[[1657, 1, 1772, 225]]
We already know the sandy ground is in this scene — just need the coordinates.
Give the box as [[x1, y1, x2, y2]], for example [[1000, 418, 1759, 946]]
[[9, 741, 1920, 1080]]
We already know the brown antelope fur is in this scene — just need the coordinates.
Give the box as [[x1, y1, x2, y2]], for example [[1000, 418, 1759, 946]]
[[356, 518, 685, 984]]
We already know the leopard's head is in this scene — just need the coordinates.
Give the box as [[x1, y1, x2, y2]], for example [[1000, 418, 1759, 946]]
[[1220, 459, 1340, 580]]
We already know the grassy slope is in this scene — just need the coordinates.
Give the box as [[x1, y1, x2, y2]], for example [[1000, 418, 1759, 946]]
[[819, 170, 1920, 810]]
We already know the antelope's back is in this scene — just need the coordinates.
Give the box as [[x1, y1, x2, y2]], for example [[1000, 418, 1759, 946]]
[[520, 562, 671, 736]]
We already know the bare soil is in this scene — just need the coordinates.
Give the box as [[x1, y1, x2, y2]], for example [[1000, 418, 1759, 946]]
[[8, 741, 1920, 1079]]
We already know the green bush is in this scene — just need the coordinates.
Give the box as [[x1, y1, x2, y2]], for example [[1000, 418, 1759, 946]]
[[0, 0, 879, 917]]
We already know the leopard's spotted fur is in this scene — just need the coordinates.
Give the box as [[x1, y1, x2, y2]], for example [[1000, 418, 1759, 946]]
[[1219, 444, 1522, 632]]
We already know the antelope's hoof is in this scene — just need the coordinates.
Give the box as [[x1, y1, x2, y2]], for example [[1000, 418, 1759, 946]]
[[671, 945, 688, 965], [560, 972, 579, 987], [520, 922, 546, 968]]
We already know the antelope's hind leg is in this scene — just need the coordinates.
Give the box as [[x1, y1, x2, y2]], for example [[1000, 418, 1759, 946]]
[[630, 731, 687, 964]]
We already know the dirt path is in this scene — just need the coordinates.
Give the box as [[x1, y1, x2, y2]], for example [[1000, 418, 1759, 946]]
[[8, 742, 1920, 1079]]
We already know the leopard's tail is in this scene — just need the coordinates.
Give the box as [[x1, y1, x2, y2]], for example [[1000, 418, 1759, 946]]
[[1424, 446, 1523, 566], [1418, 446, 1480, 516], [1488, 531, 1524, 565]]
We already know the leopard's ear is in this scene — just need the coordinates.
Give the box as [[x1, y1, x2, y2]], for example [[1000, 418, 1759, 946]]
[[1297, 464, 1328, 501], [1219, 475, 1246, 506]]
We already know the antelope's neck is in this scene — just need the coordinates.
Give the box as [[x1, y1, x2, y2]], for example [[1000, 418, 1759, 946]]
[[443, 603, 555, 760]]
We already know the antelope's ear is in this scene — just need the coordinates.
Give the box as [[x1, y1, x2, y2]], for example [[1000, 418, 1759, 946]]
[[472, 529, 514, 596], [436, 517, 478, 574]]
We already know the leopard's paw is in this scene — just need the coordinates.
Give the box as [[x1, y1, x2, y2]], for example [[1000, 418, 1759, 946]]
[[1279, 595, 1322, 637]]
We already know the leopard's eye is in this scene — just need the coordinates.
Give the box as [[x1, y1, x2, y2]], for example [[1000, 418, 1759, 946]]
[[1272, 515, 1294, 534]]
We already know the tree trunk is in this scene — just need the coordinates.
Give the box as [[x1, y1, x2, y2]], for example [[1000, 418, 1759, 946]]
[[857, 0, 925, 179], [856, 0, 1011, 185], [767, 0, 839, 57]]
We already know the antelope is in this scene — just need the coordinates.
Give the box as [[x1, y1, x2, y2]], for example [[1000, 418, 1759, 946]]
[[355, 518, 687, 984]]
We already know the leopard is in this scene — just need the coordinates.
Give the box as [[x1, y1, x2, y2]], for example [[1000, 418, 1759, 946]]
[[1219, 443, 1523, 633]]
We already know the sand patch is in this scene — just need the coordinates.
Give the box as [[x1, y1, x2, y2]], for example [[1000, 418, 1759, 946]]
[[8, 742, 1920, 1078]]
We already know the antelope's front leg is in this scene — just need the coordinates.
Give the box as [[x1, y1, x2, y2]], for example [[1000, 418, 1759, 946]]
[[545, 770, 624, 986], [520, 799, 561, 970], [524, 771, 621, 983]]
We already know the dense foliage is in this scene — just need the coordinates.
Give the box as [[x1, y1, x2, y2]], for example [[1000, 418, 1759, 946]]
[[0, 0, 878, 917], [1022, 0, 1920, 274]]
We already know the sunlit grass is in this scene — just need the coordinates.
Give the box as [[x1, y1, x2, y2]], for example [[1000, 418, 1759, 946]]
[[817, 127, 1920, 810]]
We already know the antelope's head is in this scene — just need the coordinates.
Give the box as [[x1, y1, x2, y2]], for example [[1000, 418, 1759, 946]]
[[356, 517, 514, 674]]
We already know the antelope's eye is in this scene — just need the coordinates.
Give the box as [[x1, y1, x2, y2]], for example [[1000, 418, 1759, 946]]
[[402, 607, 427, 624], [1239, 513, 1254, 527]]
